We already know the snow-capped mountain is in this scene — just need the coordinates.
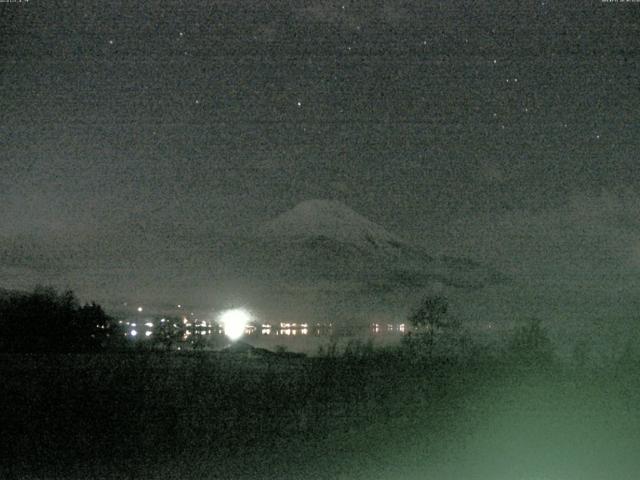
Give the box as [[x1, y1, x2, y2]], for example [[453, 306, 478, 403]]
[[259, 199, 409, 253], [199, 199, 505, 325], [237, 199, 503, 290]]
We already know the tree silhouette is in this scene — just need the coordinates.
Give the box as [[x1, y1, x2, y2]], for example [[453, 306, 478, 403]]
[[408, 295, 449, 333], [0, 286, 114, 352], [404, 295, 455, 359], [507, 318, 554, 367], [151, 317, 185, 351]]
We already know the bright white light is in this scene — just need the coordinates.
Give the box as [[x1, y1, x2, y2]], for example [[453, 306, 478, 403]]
[[130, 329, 138, 337], [145, 331, 152, 337], [137, 307, 143, 312], [144, 322, 153, 327], [218, 308, 252, 341]]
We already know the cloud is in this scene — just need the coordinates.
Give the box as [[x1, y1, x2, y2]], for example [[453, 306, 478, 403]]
[[438, 190, 640, 276]]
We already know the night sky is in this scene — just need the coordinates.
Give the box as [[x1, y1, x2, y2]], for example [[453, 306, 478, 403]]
[[2, 1, 640, 326]]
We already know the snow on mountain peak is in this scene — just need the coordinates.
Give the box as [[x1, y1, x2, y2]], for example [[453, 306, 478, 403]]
[[259, 199, 404, 248]]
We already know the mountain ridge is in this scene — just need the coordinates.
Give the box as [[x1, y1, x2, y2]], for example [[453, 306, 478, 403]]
[[261, 199, 396, 236], [242, 199, 503, 290]]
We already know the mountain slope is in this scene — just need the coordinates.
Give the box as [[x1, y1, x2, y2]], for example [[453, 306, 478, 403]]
[[259, 199, 407, 252], [239, 200, 502, 290]]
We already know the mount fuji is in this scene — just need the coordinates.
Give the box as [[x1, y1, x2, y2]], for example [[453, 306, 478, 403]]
[[225, 200, 504, 292], [259, 199, 409, 252]]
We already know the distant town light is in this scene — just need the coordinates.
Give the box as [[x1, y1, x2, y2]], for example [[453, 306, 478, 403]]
[[145, 322, 153, 327], [145, 331, 152, 337], [130, 329, 138, 337], [137, 307, 143, 312], [218, 308, 252, 341]]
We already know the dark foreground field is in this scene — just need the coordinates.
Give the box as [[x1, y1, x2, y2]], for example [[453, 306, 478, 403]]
[[2, 350, 640, 480]]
